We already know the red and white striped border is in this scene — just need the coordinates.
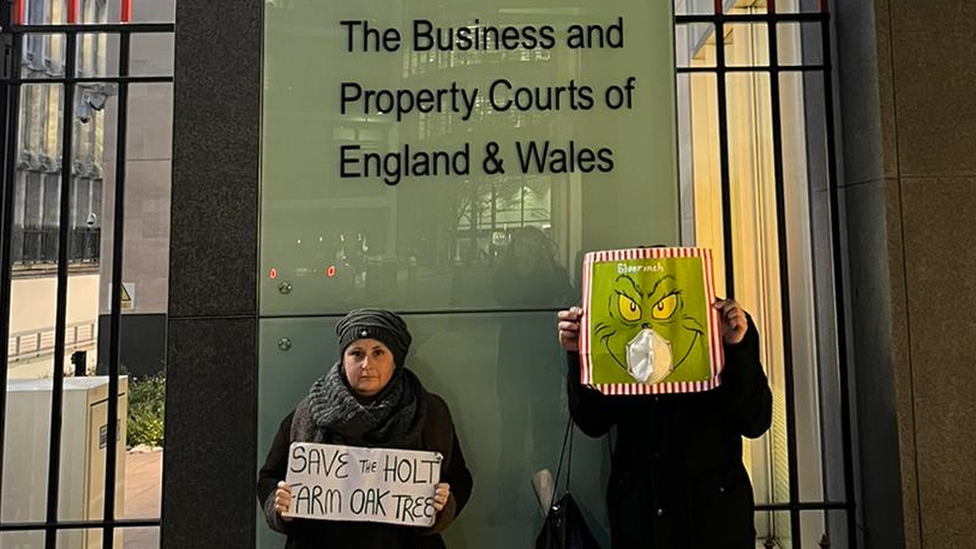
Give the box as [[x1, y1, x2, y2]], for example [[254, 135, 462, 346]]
[[579, 247, 724, 395]]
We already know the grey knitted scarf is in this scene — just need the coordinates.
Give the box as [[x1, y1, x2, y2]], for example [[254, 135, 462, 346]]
[[305, 362, 427, 449]]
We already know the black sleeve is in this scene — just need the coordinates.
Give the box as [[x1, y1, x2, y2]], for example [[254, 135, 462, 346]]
[[257, 412, 295, 534], [720, 316, 773, 439], [566, 352, 618, 437], [445, 431, 474, 515], [420, 422, 473, 535]]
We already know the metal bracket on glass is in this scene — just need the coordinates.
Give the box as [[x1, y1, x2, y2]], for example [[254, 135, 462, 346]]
[[277, 281, 292, 295], [277, 337, 292, 351]]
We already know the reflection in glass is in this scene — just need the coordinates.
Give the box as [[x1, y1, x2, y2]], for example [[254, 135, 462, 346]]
[[674, 23, 716, 69], [776, 23, 822, 67], [261, 1, 680, 315], [489, 228, 575, 520], [725, 23, 770, 68], [674, 0, 716, 15]]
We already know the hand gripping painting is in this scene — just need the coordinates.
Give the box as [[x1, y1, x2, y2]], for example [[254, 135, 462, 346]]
[[580, 248, 724, 395]]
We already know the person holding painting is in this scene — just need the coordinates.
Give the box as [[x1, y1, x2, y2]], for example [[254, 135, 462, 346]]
[[556, 299, 772, 549]]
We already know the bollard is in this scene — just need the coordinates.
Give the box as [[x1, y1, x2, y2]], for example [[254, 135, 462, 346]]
[[71, 350, 88, 376]]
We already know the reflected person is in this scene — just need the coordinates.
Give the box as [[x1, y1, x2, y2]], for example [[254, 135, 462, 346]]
[[556, 299, 772, 548], [491, 227, 574, 520], [257, 309, 473, 549]]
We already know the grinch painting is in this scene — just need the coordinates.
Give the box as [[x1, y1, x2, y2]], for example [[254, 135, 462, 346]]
[[580, 248, 723, 395]]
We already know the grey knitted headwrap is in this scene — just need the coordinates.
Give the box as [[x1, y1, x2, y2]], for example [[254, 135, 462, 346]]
[[336, 308, 412, 368], [295, 309, 425, 449]]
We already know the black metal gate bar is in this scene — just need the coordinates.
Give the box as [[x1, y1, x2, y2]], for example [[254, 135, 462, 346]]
[[678, 12, 825, 24], [678, 64, 827, 73], [0, 518, 161, 532], [43, 28, 79, 549], [0, 0, 24, 523], [12, 76, 172, 84], [11, 23, 173, 33], [711, 0, 736, 298], [764, 1, 803, 545], [102, 28, 132, 549]]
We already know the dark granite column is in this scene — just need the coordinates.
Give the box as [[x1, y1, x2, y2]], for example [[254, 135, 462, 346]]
[[163, 1, 262, 548]]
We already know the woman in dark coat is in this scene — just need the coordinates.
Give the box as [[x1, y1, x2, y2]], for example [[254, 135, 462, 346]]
[[556, 300, 772, 549], [257, 309, 473, 549]]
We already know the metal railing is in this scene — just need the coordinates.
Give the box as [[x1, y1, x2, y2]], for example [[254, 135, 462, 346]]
[[13, 226, 101, 265], [7, 321, 97, 362]]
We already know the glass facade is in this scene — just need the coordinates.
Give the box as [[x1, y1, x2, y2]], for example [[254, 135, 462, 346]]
[[260, 0, 679, 316], [259, 0, 679, 547]]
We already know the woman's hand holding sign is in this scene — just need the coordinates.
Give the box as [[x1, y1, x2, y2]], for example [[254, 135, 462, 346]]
[[432, 483, 451, 513], [274, 481, 293, 521]]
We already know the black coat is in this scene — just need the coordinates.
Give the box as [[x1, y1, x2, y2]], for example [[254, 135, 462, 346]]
[[567, 318, 772, 549], [257, 393, 473, 549]]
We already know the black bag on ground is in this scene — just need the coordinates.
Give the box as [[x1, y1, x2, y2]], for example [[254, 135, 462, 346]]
[[535, 419, 603, 549]]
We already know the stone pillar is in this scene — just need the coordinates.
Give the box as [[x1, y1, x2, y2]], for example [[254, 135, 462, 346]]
[[835, 1, 976, 548], [163, 1, 262, 548]]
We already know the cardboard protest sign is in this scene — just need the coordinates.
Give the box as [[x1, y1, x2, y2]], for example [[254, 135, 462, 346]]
[[580, 247, 723, 395], [286, 442, 442, 527]]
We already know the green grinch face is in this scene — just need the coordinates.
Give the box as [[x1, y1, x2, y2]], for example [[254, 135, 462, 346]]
[[593, 273, 706, 382]]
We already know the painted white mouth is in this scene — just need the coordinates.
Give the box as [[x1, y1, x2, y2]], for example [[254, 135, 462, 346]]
[[625, 328, 674, 384]]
